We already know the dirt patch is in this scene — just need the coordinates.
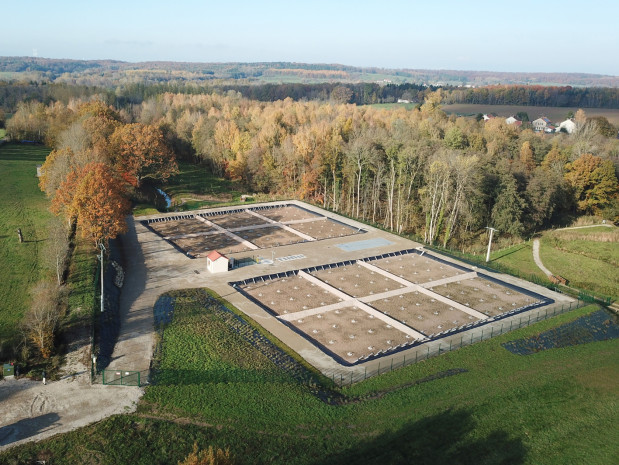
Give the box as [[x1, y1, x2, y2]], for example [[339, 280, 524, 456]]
[[287, 305, 411, 364], [372, 254, 466, 285], [238, 226, 305, 248], [311, 264, 405, 298], [369, 290, 478, 336], [242, 275, 342, 316], [173, 233, 251, 257], [289, 218, 362, 240], [255, 205, 322, 222], [149, 217, 213, 237], [429, 277, 538, 317], [0, 375, 141, 451], [208, 211, 269, 229]]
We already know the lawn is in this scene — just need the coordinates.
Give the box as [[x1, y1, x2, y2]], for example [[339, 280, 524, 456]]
[[135, 160, 250, 214], [0, 128, 6, 139], [0, 143, 53, 349], [490, 226, 618, 300], [491, 242, 549, 284], [4, 290, 617, 465]]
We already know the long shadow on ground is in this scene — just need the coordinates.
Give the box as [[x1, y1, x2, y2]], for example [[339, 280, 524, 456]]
[[0, 413, 61, 448], [317, 408, 527, 465]]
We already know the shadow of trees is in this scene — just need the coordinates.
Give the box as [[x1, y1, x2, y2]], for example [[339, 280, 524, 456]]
[[316, 408, 526, 465], [0, 412, 60, 447]]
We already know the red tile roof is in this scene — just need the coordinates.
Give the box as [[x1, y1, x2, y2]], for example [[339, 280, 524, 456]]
[[206, 250, 227, 261]]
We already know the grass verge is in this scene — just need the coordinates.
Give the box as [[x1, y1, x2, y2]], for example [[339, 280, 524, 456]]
[[3, 295, 616, 465], [0, 143, 53, 351]]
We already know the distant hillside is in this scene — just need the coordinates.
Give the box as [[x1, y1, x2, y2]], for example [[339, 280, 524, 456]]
[[1, 57, 618, 87]]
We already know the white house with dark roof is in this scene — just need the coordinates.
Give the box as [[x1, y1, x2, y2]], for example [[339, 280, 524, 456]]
[[532, 117, 553, 132]]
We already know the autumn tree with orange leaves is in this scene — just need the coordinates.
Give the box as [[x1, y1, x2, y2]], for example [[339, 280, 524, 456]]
[[110, 123, 177, 187], [52, 162, 131, 247]]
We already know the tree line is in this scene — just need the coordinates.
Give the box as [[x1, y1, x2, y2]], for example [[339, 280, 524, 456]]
[[5, 80, 619, 120], [13, 100, 176, 359], [8, 91, 618, 358], [8, 93, 619, 251], [135, 91, 616, 242]]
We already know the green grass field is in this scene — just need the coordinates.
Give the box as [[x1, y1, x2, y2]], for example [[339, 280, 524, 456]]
[[132, 161, 249, 215], [493, 226, 618, 299], [0, 128, 6, 139], [4, 290, 617, 465], [0, 143, 53, 348]]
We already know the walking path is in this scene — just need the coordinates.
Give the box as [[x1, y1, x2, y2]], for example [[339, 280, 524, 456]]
[[556, 223, 613, 231], [532, 239, 553, 277]]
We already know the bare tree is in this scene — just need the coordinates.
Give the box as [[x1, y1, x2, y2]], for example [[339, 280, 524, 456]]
[[43, 217, 70, 285], [23, 281, 64, 359]]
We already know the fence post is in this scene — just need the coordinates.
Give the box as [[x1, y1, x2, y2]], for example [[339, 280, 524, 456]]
[[138, 372, 140, 387], [449, 340, 452, 351], [364, 366, 367, 380], [438, 343, 441, 354], [500, 323, 504, 334], [427, 345, 430, 358], [378, 362, 380, 375], [391, 359, 393, 371], [471, 332, 473, 344], [460, 335, 463, 348], [481, 329, 484, 340], [490, 327, 493, 338], [403, 355, 406, 367], [415, 351, 418, 363]]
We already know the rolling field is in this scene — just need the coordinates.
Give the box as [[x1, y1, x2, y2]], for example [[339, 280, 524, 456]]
[[369, 103, 619, 126], [2, 292, 616, 464], [0, 143, 53, 347], [440, 104, 619, 125], [493, 226, 618, 299]]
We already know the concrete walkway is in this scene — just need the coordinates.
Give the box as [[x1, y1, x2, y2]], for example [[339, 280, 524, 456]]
[[532, 239, 553, 277]]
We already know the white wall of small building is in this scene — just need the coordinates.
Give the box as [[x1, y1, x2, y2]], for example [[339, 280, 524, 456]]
[[207, 257, 229, 273]]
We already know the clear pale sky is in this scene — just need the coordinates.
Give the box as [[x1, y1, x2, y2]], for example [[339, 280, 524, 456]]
[[2, 0, 617, 75]]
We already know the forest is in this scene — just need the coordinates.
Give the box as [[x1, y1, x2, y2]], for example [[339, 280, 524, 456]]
[[5, 90, 618, 255]]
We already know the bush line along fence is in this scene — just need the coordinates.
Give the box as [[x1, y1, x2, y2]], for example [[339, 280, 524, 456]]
[[325, 299, 586, 387]]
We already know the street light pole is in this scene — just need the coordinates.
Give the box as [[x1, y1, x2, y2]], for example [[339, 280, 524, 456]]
[[485, 227, 497, 262], [99, 241, 106, 312]]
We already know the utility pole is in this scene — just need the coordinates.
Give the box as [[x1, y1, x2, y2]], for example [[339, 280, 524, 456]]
[[99, 242, 106, 312], [485, 227, 497, 262]]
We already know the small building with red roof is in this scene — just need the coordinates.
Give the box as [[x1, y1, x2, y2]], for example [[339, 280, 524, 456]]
[[206, 250, 229, 274]]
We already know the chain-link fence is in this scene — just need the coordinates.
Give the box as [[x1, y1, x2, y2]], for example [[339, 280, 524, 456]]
[[323, 300, 586, 387]]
